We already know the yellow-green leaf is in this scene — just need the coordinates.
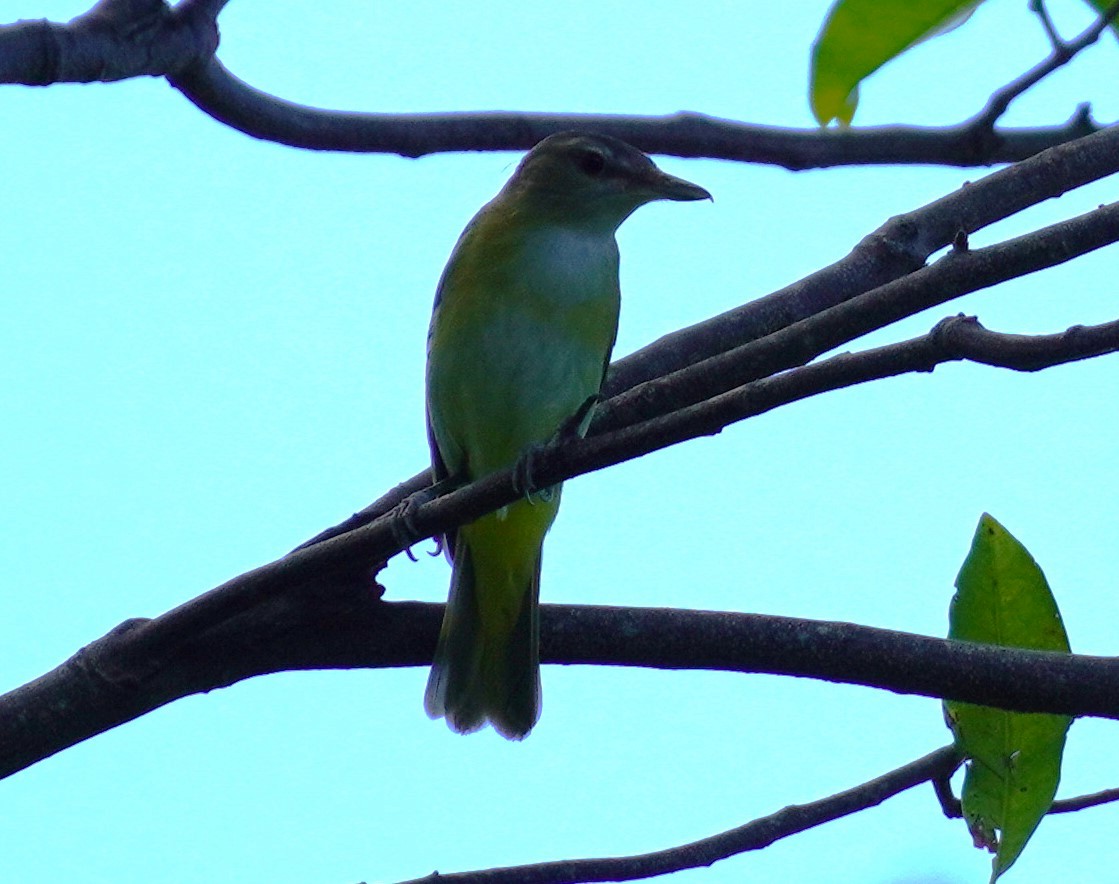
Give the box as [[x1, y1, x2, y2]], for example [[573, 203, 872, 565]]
[[810, 0, 984, 126], [944, 514, 1072, 882]]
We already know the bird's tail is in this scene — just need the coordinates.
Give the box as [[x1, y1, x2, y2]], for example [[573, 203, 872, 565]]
[[423, 528, 542, 740]]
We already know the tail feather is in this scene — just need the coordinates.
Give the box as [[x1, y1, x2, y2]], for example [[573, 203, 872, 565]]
[[423, 536, 487, 734], [424, 536, 541, 740], [486, 562, 541, 740]]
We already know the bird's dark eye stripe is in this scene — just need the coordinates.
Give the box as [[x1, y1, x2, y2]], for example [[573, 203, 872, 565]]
[[576, 149, 607, 176]]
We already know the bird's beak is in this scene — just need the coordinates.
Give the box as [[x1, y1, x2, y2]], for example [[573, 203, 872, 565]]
[[646, 170, 712, 202]]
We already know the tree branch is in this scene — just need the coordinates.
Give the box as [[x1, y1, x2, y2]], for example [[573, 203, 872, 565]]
[[164, 0, 1119, 168], [934, 313, 1119, 370], [1051, 786, 1119, 814], [544, 315, 1119, 535], [965, 0, 1119, 133], [166, 54, 1103, 167], [8, 5, 1119, 878], [0, 4, 1104, 168], [9, 586, 1119, 781], [396, 746, 963, 884], [1030, 0, 1065, 51]]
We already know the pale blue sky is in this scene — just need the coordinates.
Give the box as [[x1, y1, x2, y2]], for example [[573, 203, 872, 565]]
[[3, 1, 1118, 882]]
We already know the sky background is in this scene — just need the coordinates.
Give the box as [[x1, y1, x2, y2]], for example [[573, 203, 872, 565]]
[[3, 1, 1118, 882]]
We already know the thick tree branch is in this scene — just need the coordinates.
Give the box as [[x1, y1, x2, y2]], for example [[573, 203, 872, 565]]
[[396, 745, 963, 884], [7, 5, 1119, 879], [10, 598, 1119, 782], [596, 202, 1119, 437]]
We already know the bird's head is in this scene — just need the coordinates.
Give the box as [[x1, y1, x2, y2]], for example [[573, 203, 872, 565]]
[[502, 131, 711, 232]]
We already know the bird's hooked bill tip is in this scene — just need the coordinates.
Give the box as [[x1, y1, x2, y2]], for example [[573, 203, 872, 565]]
[[652, 172, 713, 202]]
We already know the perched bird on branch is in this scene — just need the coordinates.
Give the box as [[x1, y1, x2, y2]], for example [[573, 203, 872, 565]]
[[424, 131, 710, 739]]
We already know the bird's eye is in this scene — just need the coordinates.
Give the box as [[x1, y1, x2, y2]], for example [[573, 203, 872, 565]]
[[576, 150, 606, 177]]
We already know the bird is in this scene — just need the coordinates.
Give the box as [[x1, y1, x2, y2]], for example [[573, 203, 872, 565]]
[[423, 131, 710, 739]]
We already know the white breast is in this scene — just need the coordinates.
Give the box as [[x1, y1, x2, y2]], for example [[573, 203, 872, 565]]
[[515, 226, 620, 305]]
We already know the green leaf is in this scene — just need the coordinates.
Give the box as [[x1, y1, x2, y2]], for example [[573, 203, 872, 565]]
[[944, 514, 1072, 882], [810, 0, 984, 126], [1081, 0, 1119, 40]]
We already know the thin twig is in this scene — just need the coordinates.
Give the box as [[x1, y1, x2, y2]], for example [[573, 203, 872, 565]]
[[967, 0, 1119, 132], [396, 746, 963, 884], [932, 764, 1119, 817], [1029, 0, 1065, 50], [1051, 787, 1119, 814], [933, 772, 963, 818]]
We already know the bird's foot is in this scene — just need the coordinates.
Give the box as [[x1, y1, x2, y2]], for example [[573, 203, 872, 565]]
[[388, 478, 458, 560], [512, 442, 557, 505], [509, 396, 602, 506]]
